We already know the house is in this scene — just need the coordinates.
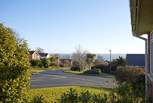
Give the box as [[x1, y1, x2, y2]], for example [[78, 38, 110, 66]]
[[39, 53, 48, 59], [46, 53, 52, 58], [130, 0, 153, 101], [29, 51, 48, 60], [126, 54, 145, 67], [29, 51, 40, 60], [94, 60, 109, 66]]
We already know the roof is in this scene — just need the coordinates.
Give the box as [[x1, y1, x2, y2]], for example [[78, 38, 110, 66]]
[[126, 54, 145, 67], [39, 53, 48, 57], [130, 0, 153, 35], [29, 51, 35, 54]]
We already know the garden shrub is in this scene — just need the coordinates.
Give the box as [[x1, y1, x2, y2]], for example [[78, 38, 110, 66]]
[[30, 60, 43, 67], [0, 23, 30, 102], [115, 66, 145, 102], [92, 94, 108, 103], [41, 58, 50, 68], [59, 87, 145, 103], [111, 56, 126, 67], [31, 95, 49, 103], [60, 88, 78, 103], [83, 69, 101, 75], [71, 66, 81, 71], [79, 90, 91, 103], [91, 64, 110, 74]]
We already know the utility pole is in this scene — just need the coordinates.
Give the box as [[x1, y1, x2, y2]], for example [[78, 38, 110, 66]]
[[109, 50, 112, 62], [109, 50, 112, 73]]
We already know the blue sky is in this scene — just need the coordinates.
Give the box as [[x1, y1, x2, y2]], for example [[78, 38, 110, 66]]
[[0, 0, 145, 54]]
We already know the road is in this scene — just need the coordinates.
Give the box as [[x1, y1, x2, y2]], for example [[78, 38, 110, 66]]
[[31, 70, 116, 88]]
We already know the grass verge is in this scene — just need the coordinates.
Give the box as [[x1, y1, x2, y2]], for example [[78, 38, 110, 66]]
[[64, 70, 83, 74], [31, 66, 64, 74], [31, 67, 46, 74], [29, 86, 112, 103]]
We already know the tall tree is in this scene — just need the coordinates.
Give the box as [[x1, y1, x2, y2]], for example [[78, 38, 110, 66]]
[[86, 53, 96, 69], [112, 56, 126, 66], [49, 55, 59, 66], [0, 23, 30, 102]]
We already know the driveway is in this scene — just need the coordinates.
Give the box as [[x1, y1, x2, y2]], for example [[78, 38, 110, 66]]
[[31, 70, 116, 88]]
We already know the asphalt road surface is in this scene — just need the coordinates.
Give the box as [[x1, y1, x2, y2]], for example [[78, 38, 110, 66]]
[[31, 70, 116, 88]]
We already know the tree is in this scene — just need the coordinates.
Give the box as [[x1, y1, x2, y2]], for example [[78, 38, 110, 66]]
[[49, 55, 59, 66], [36, 47, 44, 53], [41, 58, 50, 68], [0, 23, 30, 102], [112, 56, 126, 67], [86, 53, 96, 69], [71, 46, 88, 71]]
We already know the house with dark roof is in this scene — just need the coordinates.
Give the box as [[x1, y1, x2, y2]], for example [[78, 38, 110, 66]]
[[29, 51, 40, 60], [39, 53, 48, 59], [29, 51, 49, 60], [126, 54, 145, 67]]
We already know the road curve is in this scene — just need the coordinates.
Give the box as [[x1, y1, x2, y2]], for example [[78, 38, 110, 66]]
[[31, 70, 116, 88]]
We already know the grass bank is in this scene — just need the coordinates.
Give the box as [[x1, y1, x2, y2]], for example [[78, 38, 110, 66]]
[[64, 70, 83, 74], [29, 86, 112, 103], [31, 66, 64, 74]]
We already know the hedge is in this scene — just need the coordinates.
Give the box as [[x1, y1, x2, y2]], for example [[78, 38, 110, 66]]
[[0, 23, 30, 102]]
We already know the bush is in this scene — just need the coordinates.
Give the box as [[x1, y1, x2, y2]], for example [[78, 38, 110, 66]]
[[41, 58, 50, 68], [115, 66, 145, 102], [83, 69, 101, 75], [79, 90, 92, 103], [31, 60, 43, 67], [91, 64, 110, 73], [92, 64, 118, 74], [0, 23, 30, 102], [71, 66, 81, 71], [31, 95, 49, 103], [111, 56, 126, 67], [59, 87, 144, 103], [60, 88, 78, 103], [92, 94, 108, 103]]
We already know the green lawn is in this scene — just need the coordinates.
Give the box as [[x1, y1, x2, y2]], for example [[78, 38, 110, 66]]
[[64, 70, 83, 74], [31, 68, 45, 74], [31, 66, 63, 74], [29, 86, 112, 103]]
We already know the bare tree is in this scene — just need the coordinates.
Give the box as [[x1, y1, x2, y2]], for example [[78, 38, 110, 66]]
[[36, 47, 44, 53], [71, 45, 88, 71]]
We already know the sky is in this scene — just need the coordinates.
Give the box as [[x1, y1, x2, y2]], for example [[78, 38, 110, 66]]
[[0, 0, 145, 54]]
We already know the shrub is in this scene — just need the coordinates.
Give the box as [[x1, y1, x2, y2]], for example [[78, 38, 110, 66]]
[[83, 69, 101, 75], [79, 90, 91, 103], [71, 66, 81, 71], [41, 58, 50, 68], [59, 87, 145, 103], [91, 64, 110, 73], [32, 95, 49, 103], [111, 56, 126, 67], [0, 23, 30, 102], [60, 88, 78, 103], [115, 66, 145, 102], [92, 94, 108, 103], [31, 60, 43, 67]]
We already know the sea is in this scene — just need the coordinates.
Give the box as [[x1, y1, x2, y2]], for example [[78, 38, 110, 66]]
[[58, 53, 126, 61]]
